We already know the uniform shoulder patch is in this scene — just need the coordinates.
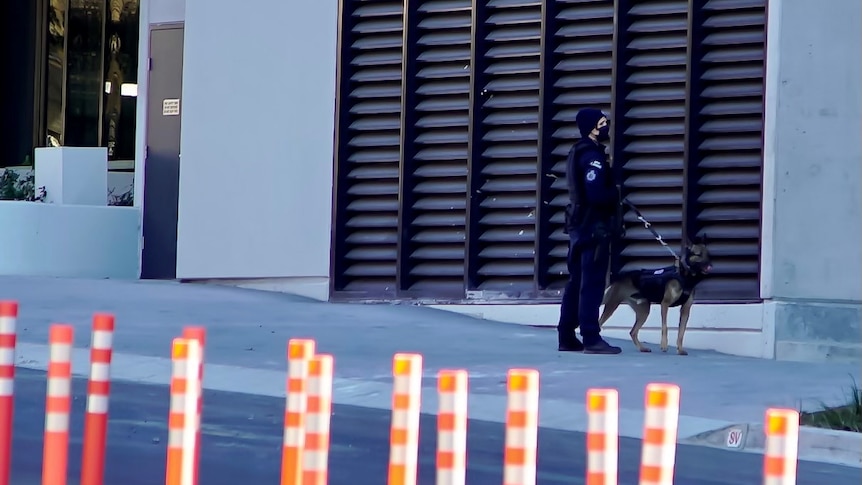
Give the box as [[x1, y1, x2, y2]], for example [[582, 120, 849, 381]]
[[589, 160, 603, 169], [586, 169, 596, 182]]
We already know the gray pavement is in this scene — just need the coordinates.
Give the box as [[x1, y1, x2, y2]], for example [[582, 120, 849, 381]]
[[2, 276, 861, 468], [9, 368, 861, 484]]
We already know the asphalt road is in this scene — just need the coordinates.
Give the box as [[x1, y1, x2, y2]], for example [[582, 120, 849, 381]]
[[7, 368, 860, 485]]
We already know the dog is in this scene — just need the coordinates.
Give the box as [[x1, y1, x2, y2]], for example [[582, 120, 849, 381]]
[[598, 235, 712, 355]]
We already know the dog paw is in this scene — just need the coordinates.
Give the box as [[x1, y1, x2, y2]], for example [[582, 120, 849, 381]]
[[677, 349, 688, 356], [639, 347, 652, 353], [660, 347, 668, 353]]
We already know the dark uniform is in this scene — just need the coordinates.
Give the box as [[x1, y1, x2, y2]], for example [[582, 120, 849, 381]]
[[557, 108, 622, 354]]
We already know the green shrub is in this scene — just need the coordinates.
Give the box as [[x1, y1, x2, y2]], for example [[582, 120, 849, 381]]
[[0, 170, 46, 202], [801, 377, 862, 433]]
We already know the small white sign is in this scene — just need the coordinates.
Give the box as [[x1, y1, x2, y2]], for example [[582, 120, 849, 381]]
[[162, 98, 180, 116], [725, 427, 744, 448]]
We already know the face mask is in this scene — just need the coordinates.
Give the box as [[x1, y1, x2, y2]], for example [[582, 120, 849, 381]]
[[596, 125, 610, 142]]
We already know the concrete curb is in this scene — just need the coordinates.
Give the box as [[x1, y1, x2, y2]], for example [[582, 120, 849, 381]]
[[682, 422, 862, 468]]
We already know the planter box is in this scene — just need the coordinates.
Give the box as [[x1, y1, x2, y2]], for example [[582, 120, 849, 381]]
[[35, 147, 107, 206], [0, 201, 141, 279]]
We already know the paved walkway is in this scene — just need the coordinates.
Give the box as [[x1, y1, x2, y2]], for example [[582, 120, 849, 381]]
[[3, 276, 859, 456]]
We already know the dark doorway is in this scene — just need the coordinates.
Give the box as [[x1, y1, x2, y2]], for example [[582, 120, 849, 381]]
[[141, 24, 184, 279]]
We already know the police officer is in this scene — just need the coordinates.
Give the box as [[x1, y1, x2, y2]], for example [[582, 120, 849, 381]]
[[557, 108, 623, 354]]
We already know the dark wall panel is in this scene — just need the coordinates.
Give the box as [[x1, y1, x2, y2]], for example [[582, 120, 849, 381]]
[[536, 0, 617, 291], [685, 0, 766, 300], [466, 0, 543, 294], [613, 0, 690, 274], [1, 0, 39, 168], [331, 1, 405, 296], [397, 0, 472, 297]]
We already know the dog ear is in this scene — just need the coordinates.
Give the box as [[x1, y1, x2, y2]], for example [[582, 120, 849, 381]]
[[693, 233, 708, 246]]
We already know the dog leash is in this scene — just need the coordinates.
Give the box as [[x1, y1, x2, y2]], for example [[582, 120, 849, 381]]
[[621, 199, 684, 264]]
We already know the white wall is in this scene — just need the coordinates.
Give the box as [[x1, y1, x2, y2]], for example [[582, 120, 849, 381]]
[[147, 0, 184, 24], [173, 0, 337, 280], [757, 0, 862, 361], [762, 0, 862, 302]]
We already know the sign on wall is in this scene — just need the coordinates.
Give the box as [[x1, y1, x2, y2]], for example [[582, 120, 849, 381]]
[[162, 98, 180, 116]]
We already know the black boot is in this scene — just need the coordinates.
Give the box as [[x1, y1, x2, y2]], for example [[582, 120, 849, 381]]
[[558, 332, 584, 352], [583, 339, 622, 355]]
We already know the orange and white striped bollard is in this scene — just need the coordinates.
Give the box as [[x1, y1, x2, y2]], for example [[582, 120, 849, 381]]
[[436, 369, 468, 485], [586, 388, 619, 485], [281, 338, 315, 485], [763, 408, 799, 485], [180, 338, 203, 485], [81, 313, 115, 485], [504, 369, 539, 485], [165, 337, 203, 485], [43, 324, 74, 485], [0, 301, 17, 485], [388, 353, 423, 485], [303, 353, 334, 485], [182, 326, 207, 485], [639, 383, 680, 485], [166, 338, 189, 485]]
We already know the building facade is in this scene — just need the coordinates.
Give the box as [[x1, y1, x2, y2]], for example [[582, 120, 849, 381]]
[[331, 0, 766, 304], [4, 0, 860, 362], [2, 0, 140, 171]]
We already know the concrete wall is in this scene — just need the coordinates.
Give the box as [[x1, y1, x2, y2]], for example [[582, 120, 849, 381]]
[[761, 0, 862, 360], [174, 0, 336, 288], [0, 201, 141, 279]]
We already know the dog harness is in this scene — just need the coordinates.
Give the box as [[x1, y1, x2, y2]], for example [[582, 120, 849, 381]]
[[627, 265, 696, 308]]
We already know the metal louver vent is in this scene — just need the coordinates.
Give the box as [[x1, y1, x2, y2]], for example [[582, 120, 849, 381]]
[[331, 0, 767, 303], [614, 0, 690, 273], [398, 0, 472, 296], [687, 0, 766, 300], [332, 1, 404, 295], [537, 0, 616, 290], [468, 0, 543, 293]]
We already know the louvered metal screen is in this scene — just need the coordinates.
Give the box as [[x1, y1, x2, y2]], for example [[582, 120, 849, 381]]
[[331, 0, 767, 302], [331, 1, 405, 297], [612, 0, 690, 277], [465, 0, 543, 296], [397, 0, 473, 297], [685, 0, 766, 301], [537, 0, 616, 291]]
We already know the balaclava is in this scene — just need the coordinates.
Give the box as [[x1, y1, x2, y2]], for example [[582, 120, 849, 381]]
[[576, 108, 609, 141]]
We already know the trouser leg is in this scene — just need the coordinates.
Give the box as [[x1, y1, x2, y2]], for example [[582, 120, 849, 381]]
[[577, 240, 610, 346], [557, 235, 582, 342]]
